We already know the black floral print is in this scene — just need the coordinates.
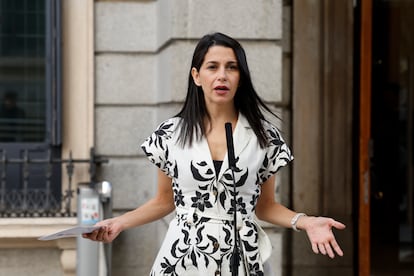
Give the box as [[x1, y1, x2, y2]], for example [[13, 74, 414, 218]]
[[142, 115, 293, 275]]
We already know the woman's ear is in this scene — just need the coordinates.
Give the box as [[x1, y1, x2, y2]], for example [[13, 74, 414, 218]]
[[191, 67, 201, 87]]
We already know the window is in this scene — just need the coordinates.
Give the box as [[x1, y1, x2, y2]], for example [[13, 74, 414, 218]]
[[0, 0, 62, 216]]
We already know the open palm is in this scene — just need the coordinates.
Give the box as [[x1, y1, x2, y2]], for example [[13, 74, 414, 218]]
[[303, 216, 346, 258]]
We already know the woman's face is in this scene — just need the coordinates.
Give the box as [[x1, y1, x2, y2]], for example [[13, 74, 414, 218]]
[[191, 46, 240, 108]]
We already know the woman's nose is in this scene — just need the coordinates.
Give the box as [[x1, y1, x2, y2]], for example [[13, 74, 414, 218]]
[[217, 67, 227, 80]]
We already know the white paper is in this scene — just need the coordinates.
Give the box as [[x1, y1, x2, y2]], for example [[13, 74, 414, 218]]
[[38, 225, 101, 241]]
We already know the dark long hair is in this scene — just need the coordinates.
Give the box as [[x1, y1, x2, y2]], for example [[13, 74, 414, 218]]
[[175, 32, 279, 148]]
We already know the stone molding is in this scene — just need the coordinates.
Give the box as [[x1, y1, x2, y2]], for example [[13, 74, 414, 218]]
[[0, 218, 77, 275]]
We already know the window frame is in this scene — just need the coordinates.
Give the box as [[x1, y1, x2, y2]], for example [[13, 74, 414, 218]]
[[0, 0, 62, 216]]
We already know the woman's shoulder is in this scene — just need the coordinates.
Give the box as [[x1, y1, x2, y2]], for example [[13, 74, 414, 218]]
[[155, 117, 182, 129], [152, 117, 182, 138], [260, 119, 284, 142], [261, 119, 279, 132]]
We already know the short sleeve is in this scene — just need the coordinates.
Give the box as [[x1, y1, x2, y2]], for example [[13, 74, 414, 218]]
[[140, 119, 177, 178], [257, 123, 293, 184]]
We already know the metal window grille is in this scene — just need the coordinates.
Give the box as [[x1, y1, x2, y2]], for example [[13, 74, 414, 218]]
[[0, 148, 108, 217]]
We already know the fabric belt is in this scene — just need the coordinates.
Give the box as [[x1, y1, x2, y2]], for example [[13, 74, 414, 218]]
[[176, 206, 241, 226]]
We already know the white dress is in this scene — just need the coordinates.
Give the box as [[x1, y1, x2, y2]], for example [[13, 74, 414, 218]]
[[141, 114, 293, 276]]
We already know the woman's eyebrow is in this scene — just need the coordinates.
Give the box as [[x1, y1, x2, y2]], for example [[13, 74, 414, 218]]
[[204, 60, 238, 64]]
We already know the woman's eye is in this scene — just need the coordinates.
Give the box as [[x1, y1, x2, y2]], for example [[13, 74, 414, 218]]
[[226, 64, 238, 70]]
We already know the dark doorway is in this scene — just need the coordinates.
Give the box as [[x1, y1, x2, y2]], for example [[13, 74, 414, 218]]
[[370, 0, 414, 274]]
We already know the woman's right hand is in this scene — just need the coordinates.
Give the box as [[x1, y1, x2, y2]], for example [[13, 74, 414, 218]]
[[83, 169, 175, 243], [82, 217, 123, 243]]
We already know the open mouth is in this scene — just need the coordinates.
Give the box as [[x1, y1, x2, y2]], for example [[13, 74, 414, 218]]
[[214, 86, 229, 94]]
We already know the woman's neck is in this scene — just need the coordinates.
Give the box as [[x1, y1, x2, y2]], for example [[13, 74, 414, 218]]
[[206, 101, 237, 119], [204, 107, 238, 133]]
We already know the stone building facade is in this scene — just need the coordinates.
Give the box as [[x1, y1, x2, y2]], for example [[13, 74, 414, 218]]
[[0, 0, 354, 275]]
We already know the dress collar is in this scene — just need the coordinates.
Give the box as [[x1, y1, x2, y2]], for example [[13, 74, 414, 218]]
[[191, 113, 254, 180]]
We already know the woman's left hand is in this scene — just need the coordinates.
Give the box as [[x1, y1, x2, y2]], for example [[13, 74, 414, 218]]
[[300, 216, 346, 258]]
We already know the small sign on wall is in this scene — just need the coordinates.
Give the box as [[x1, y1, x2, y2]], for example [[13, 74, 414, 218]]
[[80, 197, 100, 225]]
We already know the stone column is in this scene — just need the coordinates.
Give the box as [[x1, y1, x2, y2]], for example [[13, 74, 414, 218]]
[[58, 238, 77, 276]]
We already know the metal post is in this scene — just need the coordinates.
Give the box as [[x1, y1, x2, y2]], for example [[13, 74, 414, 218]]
[[77, 183, 100, 276], [77, 181, 112, 276]]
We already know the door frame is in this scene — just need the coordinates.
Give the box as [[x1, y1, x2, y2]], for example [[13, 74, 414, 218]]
[[357, 0, 373, 275], [292, 0, 354, 273]]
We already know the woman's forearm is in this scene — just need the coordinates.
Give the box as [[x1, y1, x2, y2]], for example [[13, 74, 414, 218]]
[[117, 196, 175, 231], [256, 200, 297, 228]]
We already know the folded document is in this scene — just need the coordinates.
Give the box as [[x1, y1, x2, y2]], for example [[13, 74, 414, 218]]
[[38, 225, 101, 240]]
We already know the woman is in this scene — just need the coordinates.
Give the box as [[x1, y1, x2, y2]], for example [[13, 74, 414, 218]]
[[84, 32, 345, 275]]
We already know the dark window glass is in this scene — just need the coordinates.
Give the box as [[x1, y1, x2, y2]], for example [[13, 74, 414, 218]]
[[0, 0, 46, 142]]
